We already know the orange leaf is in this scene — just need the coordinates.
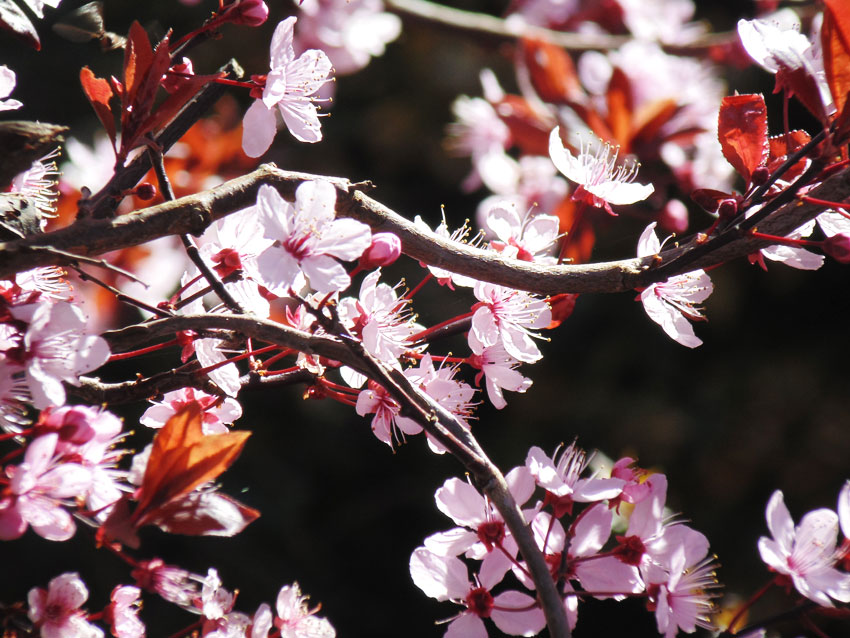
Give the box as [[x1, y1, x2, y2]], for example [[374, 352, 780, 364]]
[[80, 67, 117, 149], [606, 68, 633, 150], [521, 37, 582, 104], [718, 94, 769, 182], [493, 95, 551, 156], [822, 9, 850, 119], [133, 403, 251, 526], [824, 0, 850, 52], [123, 21, 153, 111]]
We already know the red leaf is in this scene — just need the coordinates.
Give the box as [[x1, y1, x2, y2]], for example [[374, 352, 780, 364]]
[[493, 95, 551, 156], [147, 491, 260, 538], [546, 293, 578, 329], [521, 37, 582, 104], [718, 94, 769, 182], [606, 68, 633, 149], [122, 21, 153, 111], [133, 403, 251, 527], [80, 67, 117, 149], [767, 130, 812, 182], [824, 0, 850, 52], [822, 8, 850, 119], [0, 0, 39, 49]]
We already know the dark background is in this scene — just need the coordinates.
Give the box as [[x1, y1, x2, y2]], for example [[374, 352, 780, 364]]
[[2, 1, 849, 637]]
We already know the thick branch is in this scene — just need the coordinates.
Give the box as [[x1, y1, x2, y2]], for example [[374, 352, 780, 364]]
[[3, 164, 849, 294]]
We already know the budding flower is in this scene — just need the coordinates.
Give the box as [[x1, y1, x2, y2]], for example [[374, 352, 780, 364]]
[[359, 232, 402, 269], [717, 198, 738, 220], [223, 0, 269, 27], [162, 58, 194, 94], [822, 233, 850, 263]]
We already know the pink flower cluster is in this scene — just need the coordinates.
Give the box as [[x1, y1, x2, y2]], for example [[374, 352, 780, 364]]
[[411, 441, 720, 638]]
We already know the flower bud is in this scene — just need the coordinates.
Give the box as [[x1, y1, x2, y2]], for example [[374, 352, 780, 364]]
[[359, 232, 402, 268], [822, 233, 850, 263], [658, 198, 688, 234], [224, 0, 269, 27], [717, 198, 738, 220], [750, 165, 770, 186], [135, 183, 157, 201]]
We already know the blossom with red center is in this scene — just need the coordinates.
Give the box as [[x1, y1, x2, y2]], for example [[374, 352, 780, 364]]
[[28, 572, 103, 638], [255, 182, 372, 295], [757, 490, 850, 606], [409, 548, 545, 638], [141, 387, 242, 435], [482, 200, 560, 265], [548, 127, 654, 215], [468, 282, 551, 364]]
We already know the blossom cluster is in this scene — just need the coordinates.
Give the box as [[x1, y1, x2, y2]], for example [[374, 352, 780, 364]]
[[410, 441, 721, 638]]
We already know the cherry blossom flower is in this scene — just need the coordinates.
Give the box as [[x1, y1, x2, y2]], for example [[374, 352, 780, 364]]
[[637, 222, 713, 348], [11, 149, 61, 222], [294, 0, 401, 75], [738, 12, 832, 115], [107, 586, 145, 638], [273, 583, 335, 638], [757, 490, 850, 606], [255, 182, 372, 295], [2, 267, 72, 303], [467, 343, 532, 410], [0, 65, 22, 111], [424, 467, 535, 586], [409, 548, 545, 638], [839, 481, 850, 540], [131, 559, 198, 607], [338, 269, 420, 370], [201, 569, 235, 621], [412, 214, 479, 289], [482, 200, 560, 265], [646, 545, 719, 638], [4, 300, 110, 408], [0, 433, 91, 541], [141, 387, 242, 434], [468, 282, 551, 364], [0, 363, 30, 433], [28, 572, 103, 638], [242, 17, 333, 156], [548, 127, 654, 215], [355, 380, 419, 448], [526, 442, 625, 517], [446, 94, 512, 192]]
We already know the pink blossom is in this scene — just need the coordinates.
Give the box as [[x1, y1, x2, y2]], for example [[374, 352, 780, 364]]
[[11, 149, 61, 221], [549, 127, 654, 215], [7, 300, 110, 408], [201, 569, 235, 621], [131, 559, 198, 607], [525, 442, 625, 515], [409, 548, 545, 638], [412, 214, 478, 288], [0, 433, 91, 541], [107, 586, 145, 638], [482, 200, 560, 265], [647, 546, 719, 638], [358, 232, 401, 269], [637, 223, 713, 348], [255, 182, 372, 295], [242, 17, 333, 156], [468, 282, 551, 364], [839, 481, 850, 540], [273, 583, 335, 638], [425, 467, 535, 586], [141, 387, 242, 434], [467, 343, 533, 410], [294, 0, 401, 75], [355, 380, 418, 448], [446, 95, 511, 192], [757, 490, 850, 606], [28, 572, 103, 638], [0, 65, 22, 111], [337, 269, 419, 367]]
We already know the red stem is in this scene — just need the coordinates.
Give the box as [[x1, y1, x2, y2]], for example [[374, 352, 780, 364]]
[[408, 310, 475, 342], [108, 339, 179, 362]]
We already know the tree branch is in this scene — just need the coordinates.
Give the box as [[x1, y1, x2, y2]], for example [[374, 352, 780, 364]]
[[4, 164, 847, 295]]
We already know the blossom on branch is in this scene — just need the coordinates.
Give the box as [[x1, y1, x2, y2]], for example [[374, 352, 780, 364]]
[[758, 490, 850, 606], [636, 223, 712, 348], [255, 182, 372, 295], [548, 127, 654, 215], [242, 16, 333, 156], [28, 572, 103, 638]]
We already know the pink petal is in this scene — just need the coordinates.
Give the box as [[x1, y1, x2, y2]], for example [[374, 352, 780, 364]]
[[242, 100, 277, 158]]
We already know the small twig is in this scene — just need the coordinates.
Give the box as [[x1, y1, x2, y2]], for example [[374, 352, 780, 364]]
[[147, 142, 246, 315], [72, 266, 173, 319]]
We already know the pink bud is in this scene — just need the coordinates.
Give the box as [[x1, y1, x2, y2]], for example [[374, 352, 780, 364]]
[[822, 233, 850, 263], [658, 199, 688, 234], [359, 232, 402, 268], [225, 0, 269, 27], [162, 57, 194, 94], [717, 198, 738, 220]]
